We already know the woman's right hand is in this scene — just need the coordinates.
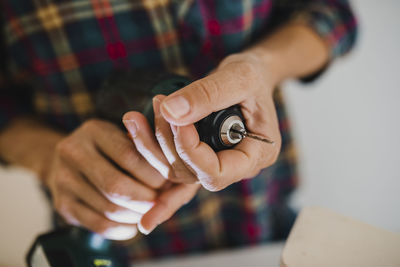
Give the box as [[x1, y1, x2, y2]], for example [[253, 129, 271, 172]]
[[46, 118, 172, 240]]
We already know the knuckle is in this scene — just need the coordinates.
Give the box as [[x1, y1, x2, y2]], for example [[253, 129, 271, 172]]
[[93, 220, 114, 234], [170, 162, 197, 183], [120, 145, 141, 167], [55, 138, 75, 157], [200, 177, 223, 192], [236, 60, 258, 77], [104, 202, 122, 216], [54, 168, 74, 187], [196, 79, 220, 106], [56, 138, 85, 163], [56, 174, 70, 189], [103, 179, 125, 199], [54, 196, 70, 215], [171, 161, 189, 175], [222, 54, 259, 74], [81, 119, 102, 132]]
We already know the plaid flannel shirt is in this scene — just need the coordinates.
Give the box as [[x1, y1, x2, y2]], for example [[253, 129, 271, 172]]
[[0, 0, 357, 261]]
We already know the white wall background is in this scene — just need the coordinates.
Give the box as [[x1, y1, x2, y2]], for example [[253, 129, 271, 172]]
[[285, 0, 400, 232], [0, 0, 399, 266]]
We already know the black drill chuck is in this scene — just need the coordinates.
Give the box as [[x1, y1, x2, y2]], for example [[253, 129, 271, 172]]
[[96, 69, 246, 151]]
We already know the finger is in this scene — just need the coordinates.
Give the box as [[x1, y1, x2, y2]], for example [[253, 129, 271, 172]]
[[122, 111, 173, 181], [153, 95, 198, 184], [57, 165, 145, 224], [160, 64, 255, 125], [138, 183, 200, 235], [58, 195, 138, 240], [173, 123, 277, 192], [86, 120, 166, 189], [61, 143, 157, 208]]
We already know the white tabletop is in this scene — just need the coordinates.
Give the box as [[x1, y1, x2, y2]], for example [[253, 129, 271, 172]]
[[135, 242, 284, 267]]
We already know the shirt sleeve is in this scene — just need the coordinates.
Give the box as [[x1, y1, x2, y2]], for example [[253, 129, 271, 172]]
[[0, 16, 34, 131], [294, 0, 358, 59], [270, 0, 358, 81]]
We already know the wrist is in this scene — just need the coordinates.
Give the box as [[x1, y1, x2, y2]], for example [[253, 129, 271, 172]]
[[242, 24, 329, 81], [219, 51, 282, 95], [0, 117, 65, 185], [241, 48, 287, 85]]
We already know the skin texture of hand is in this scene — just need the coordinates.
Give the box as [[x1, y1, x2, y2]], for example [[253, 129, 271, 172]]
[[123, 110, 201, 235], [151, 53, 281, 192], [138, 182, 200, 234], [122, 52, 282, 234], [47, 119, 169, 240]]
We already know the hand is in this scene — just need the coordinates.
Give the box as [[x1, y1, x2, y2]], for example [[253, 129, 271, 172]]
[[138, 182, 200, 234], [157, 53, 282, 191], [123, 110, 200, 235], [121, 52, 282, 234], [47, 119, 170, 240]]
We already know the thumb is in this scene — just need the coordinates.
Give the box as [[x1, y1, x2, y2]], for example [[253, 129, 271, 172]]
[[160, 68, 250, 126]]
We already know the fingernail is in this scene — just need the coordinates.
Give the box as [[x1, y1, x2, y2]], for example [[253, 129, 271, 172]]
[[123, 120, 138, 138], [103, 226, 137, 240], [162, 96, 190, 119], [138, 222, 155, 235], [105, 209, 142, 224], [125, 201, 154, 214]]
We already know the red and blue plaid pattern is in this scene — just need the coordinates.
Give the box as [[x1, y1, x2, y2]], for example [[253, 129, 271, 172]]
[[0, 0, 357, 261]]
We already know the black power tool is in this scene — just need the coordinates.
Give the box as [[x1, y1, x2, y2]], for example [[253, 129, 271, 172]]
[[95, 70, 248, 151]]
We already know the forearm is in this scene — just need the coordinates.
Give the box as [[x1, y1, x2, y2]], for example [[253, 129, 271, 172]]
[[0, 117, 64, 183], [244, 23, 329, 84]]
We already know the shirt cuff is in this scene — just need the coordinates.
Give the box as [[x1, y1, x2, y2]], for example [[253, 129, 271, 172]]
[[292, 1, 358, 60]]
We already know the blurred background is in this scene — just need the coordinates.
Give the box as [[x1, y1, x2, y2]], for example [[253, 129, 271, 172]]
[[1, 0, 399, 266]]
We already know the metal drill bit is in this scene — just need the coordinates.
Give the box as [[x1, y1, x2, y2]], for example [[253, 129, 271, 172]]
[[230, 128, 275, 145]]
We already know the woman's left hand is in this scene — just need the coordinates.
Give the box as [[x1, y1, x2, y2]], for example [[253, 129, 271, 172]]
[[122, 52, 282, 234], [154, 53, 282, 191]]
